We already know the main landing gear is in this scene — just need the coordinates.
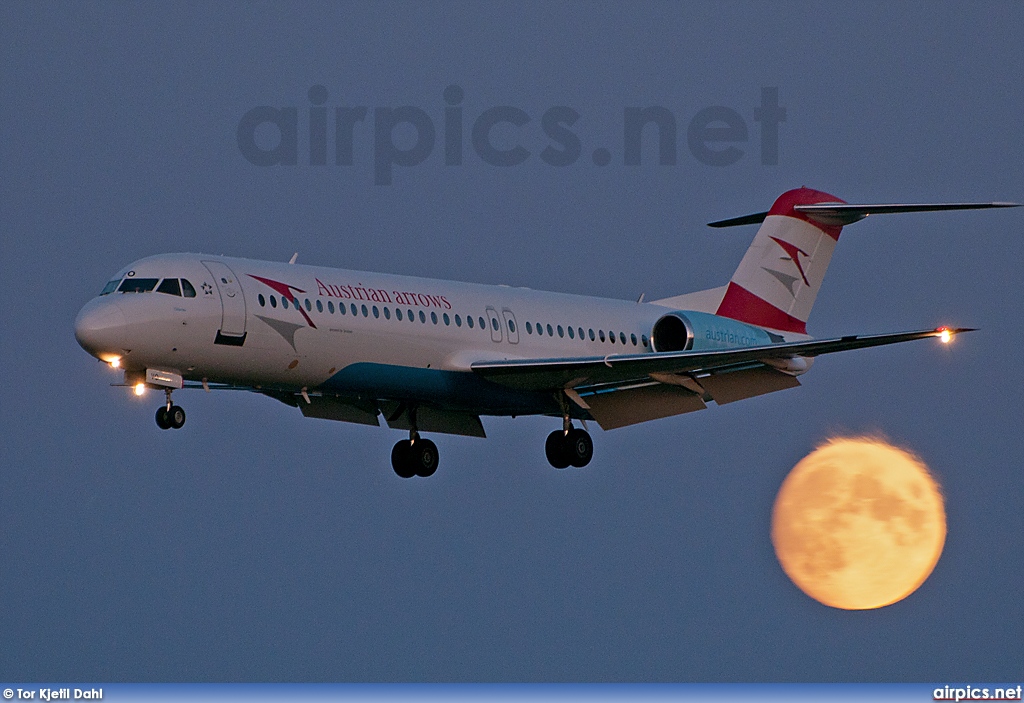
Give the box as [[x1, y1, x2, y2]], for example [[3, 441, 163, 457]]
[[545, 415, 593, 469], [391, 433, 439, 478], [390, 406, 438, 478], [155, 389, 186, 430]]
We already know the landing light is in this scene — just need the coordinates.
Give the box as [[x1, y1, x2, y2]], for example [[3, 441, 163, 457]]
[[938, 327, 953, 344], [134, 383, 146, 396], [109, 357, 121, 369]]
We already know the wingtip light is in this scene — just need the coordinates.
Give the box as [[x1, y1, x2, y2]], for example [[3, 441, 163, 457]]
[[937, 327, 953, 344]]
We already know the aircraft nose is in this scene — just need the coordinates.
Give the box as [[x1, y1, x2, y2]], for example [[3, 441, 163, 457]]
[[74, 298, 128, 360]]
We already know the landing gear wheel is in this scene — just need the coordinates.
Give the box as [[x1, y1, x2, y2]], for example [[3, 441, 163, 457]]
[[155, 406, 171, 430], [410, 438, 439, 477], [391, 439, 415, 478], [565, 428, 593, 468], [168, 405, 186, 429], [545, 431, 571, 469]]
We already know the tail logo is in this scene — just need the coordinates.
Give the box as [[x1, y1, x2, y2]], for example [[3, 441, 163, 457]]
[[763, 237, 810, 296]]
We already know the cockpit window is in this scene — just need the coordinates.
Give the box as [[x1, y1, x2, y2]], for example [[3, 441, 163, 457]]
[[156, 278, 182, 296], [118, 278, 159, 293], [100, 279, 121, 295], [181, 279, 197, 298]]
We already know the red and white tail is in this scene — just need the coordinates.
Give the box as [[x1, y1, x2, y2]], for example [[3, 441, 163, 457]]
[[715, 187, 845, 334]]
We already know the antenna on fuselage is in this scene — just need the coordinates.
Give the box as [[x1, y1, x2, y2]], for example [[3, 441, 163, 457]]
[[288, 252, 298, 264]]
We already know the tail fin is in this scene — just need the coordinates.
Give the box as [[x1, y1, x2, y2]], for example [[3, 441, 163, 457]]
[[715, 187, 845, 334]]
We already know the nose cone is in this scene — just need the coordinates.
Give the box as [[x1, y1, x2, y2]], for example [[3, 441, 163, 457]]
[[75, 298, 128, 360]]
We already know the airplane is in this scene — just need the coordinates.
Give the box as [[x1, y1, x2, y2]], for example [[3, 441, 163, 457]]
[[74, 187, 1018, 478]]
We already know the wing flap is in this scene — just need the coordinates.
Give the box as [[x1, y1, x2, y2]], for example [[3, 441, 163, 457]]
[[583, 384, 707, 430], [696, 366, 800, 404], [381, 402, 486, 438], [300, 396, 381, 426]]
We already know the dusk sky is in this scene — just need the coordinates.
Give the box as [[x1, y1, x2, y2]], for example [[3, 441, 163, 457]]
[[2, 1, 1022, 682]]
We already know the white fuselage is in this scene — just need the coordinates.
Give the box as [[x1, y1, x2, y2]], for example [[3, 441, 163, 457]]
[[75, 253, 694, 418]]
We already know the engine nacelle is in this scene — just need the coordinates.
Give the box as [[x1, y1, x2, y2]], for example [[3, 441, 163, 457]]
[[651, 310, 777, 352], [651, 310, 813, 376]]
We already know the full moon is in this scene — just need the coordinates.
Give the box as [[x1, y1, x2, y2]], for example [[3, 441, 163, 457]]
[[771, 438, 946, 610]]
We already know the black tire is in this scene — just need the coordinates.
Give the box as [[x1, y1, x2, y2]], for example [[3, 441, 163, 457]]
[[411, 438, 439, 477], [566, 428, 593, 468], [155, 406, 171, 430], [391, 440, 415, 478], [168, 405, 186, 429], [545, 431, 571, 469]]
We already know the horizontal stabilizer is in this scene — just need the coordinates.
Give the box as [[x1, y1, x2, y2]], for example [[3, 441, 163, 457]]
[[708, 201, 1019, 228]]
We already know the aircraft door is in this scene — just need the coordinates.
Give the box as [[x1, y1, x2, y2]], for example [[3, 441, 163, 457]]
[[201, 260, 247, 344], [501, 308, 520, 344], [485, 306, 503, 343]]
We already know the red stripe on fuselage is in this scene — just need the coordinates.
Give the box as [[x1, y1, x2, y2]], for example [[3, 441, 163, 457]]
[[716, 282, 807, 334]]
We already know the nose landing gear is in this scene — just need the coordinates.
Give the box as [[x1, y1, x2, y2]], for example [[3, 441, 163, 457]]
[[155, 389, 186, 430]]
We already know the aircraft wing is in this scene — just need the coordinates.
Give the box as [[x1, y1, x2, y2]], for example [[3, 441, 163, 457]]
[[471, 327, 969, 393]]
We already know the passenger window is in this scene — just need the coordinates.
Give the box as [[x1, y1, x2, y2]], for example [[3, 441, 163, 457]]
[[455, 314, 462, 327], [620, 332, 627, 345], [546, 324, 553, 336], [384, 307, 391, 319], [258, 294, 266, 307], [509, 320, 515, 333], [526, 322, 533, 334], [362, 305, 369, 317], [328, 301, 335, 313], [181, 279, 196, 297], [443, 313, 450, 326], [536, 322, 543, 336], [305, 299, 312, 312], [491, 318, 499, 331], [468, 316, 474, 329], [589, 328, 595, 341], [599, 330, 606, 342], [270, 295, 277, 308], [373, 306, 380, 318], [282, 297, 289, 309], [431, 312, 438, 324], [642, 335, 649, 348], [118, 278, 159, 293], [100, 279, 121, 296], [292, 297, 299, 308], [351, 304, 358, 315], [478, 317, 485, 329], [419, 311, 426, 323], [157, 278, 182, 296], [407, 309, 414, 322], [609, 331, 616, 344], [568, 326, 574, 339], [396, 309, 403, 321], [578, 327, 584, 340], [557, 325, 564, 338], [631, 333, 637, 346]]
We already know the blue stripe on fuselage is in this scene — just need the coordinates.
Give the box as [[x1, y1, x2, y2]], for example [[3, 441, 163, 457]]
[[320, 363, 558, 416]]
